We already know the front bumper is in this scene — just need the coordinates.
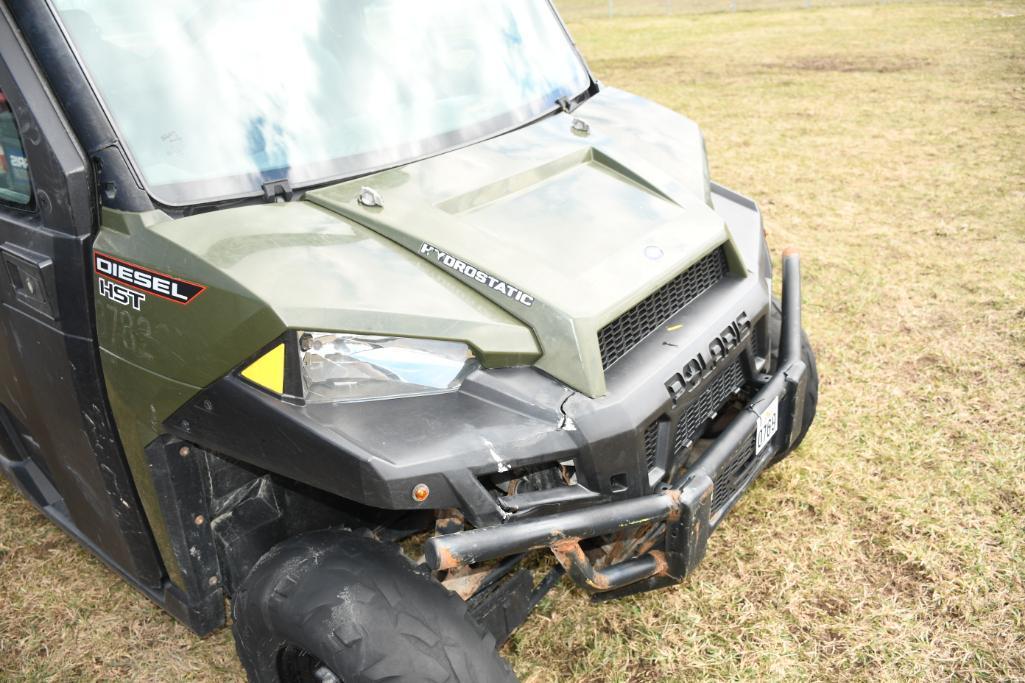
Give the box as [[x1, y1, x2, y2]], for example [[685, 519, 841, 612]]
[[424, 251, 809, 595]]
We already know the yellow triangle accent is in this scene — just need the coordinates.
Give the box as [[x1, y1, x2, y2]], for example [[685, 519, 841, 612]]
[[241, 343, 285, 395]]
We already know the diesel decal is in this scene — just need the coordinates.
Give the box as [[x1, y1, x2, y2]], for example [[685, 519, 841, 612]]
[[666, 312, 752, 402], [94, 252, 206, 305], [419, 243, 534, 307], [98, 277, 145, 310]]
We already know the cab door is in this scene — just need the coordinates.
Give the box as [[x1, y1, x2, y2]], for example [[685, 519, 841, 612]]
[[0, 5, 162, 587]]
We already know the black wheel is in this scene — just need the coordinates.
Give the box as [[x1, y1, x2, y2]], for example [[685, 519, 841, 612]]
[[232, 529, 517, 683], [767, 297, 819, 465]]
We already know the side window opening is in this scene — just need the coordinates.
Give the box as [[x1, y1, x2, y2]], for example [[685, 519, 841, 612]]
[[0, 89, 33, 207]]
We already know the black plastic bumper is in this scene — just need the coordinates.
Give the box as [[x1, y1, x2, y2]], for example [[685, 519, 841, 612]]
[[425, 251, 809, 594]]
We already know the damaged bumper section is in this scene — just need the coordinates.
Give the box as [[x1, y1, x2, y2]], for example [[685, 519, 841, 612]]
[[425, 251, 810, 596]]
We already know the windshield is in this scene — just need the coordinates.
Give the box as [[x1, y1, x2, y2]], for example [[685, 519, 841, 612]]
[[52, 0, 590, 206]]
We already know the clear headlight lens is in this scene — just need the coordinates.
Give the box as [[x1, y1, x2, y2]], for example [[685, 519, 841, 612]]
[[297, 332, 478, 403]]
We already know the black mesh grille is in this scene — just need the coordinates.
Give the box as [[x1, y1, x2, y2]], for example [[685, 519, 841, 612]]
[[712, 432, 758, 513], [643, 421, 660, 469], [598, 247, 730, 370], [673, 359, 746, 454]]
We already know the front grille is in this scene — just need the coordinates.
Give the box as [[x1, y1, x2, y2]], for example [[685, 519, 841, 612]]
[[712, 432, 758, 513], [641, 358, 747, 482], [673, 360, 746, 454], [598, 247, 730, 370]]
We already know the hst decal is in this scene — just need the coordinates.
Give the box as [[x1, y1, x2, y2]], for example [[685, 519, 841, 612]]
[[97, 277, 146, 311], [94, 252, 206, 305]]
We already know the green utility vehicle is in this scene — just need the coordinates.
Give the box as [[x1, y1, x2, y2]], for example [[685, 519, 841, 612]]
[[0, 1, 817, 680]]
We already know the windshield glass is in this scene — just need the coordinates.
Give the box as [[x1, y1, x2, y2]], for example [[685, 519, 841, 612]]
[[53, 0, 590, 206]]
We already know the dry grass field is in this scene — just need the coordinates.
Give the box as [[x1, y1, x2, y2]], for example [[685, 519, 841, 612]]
[[2, 2, 1024, 681]]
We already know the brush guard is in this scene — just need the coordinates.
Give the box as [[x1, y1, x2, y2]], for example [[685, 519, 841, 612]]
[[425, 250, 810, 598]]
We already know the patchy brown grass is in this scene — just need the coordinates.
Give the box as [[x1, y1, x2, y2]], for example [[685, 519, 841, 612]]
[[3, 2, 1024, 681]]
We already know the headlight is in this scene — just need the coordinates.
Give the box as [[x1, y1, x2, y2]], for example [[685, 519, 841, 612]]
[[297, 332, 478, 403], [239, 332, 480, 403]]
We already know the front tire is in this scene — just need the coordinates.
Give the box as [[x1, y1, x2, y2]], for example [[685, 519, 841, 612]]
[[232, 530, 517, 683]]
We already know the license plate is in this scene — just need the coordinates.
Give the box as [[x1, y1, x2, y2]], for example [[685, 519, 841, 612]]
[[755, 395, 780, 453]]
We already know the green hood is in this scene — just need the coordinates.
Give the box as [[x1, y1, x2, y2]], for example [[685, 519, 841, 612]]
[[308, 87, 733, 396], [96, 88, 738, 406]]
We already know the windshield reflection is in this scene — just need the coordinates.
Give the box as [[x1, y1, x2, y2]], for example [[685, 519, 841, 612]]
[[54, 0, 590, 205]]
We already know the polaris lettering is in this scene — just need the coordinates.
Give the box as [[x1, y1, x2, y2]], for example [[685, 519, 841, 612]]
[[666, 312, 752, 402], [419, 243, 534, 307], [94, 252, 206, 305]]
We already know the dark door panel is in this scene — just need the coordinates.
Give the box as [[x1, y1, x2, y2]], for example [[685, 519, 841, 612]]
[[0, 5, 163, 588]]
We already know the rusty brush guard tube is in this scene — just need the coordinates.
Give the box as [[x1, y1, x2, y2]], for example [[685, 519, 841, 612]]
[[424, 490, 681, 571]]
